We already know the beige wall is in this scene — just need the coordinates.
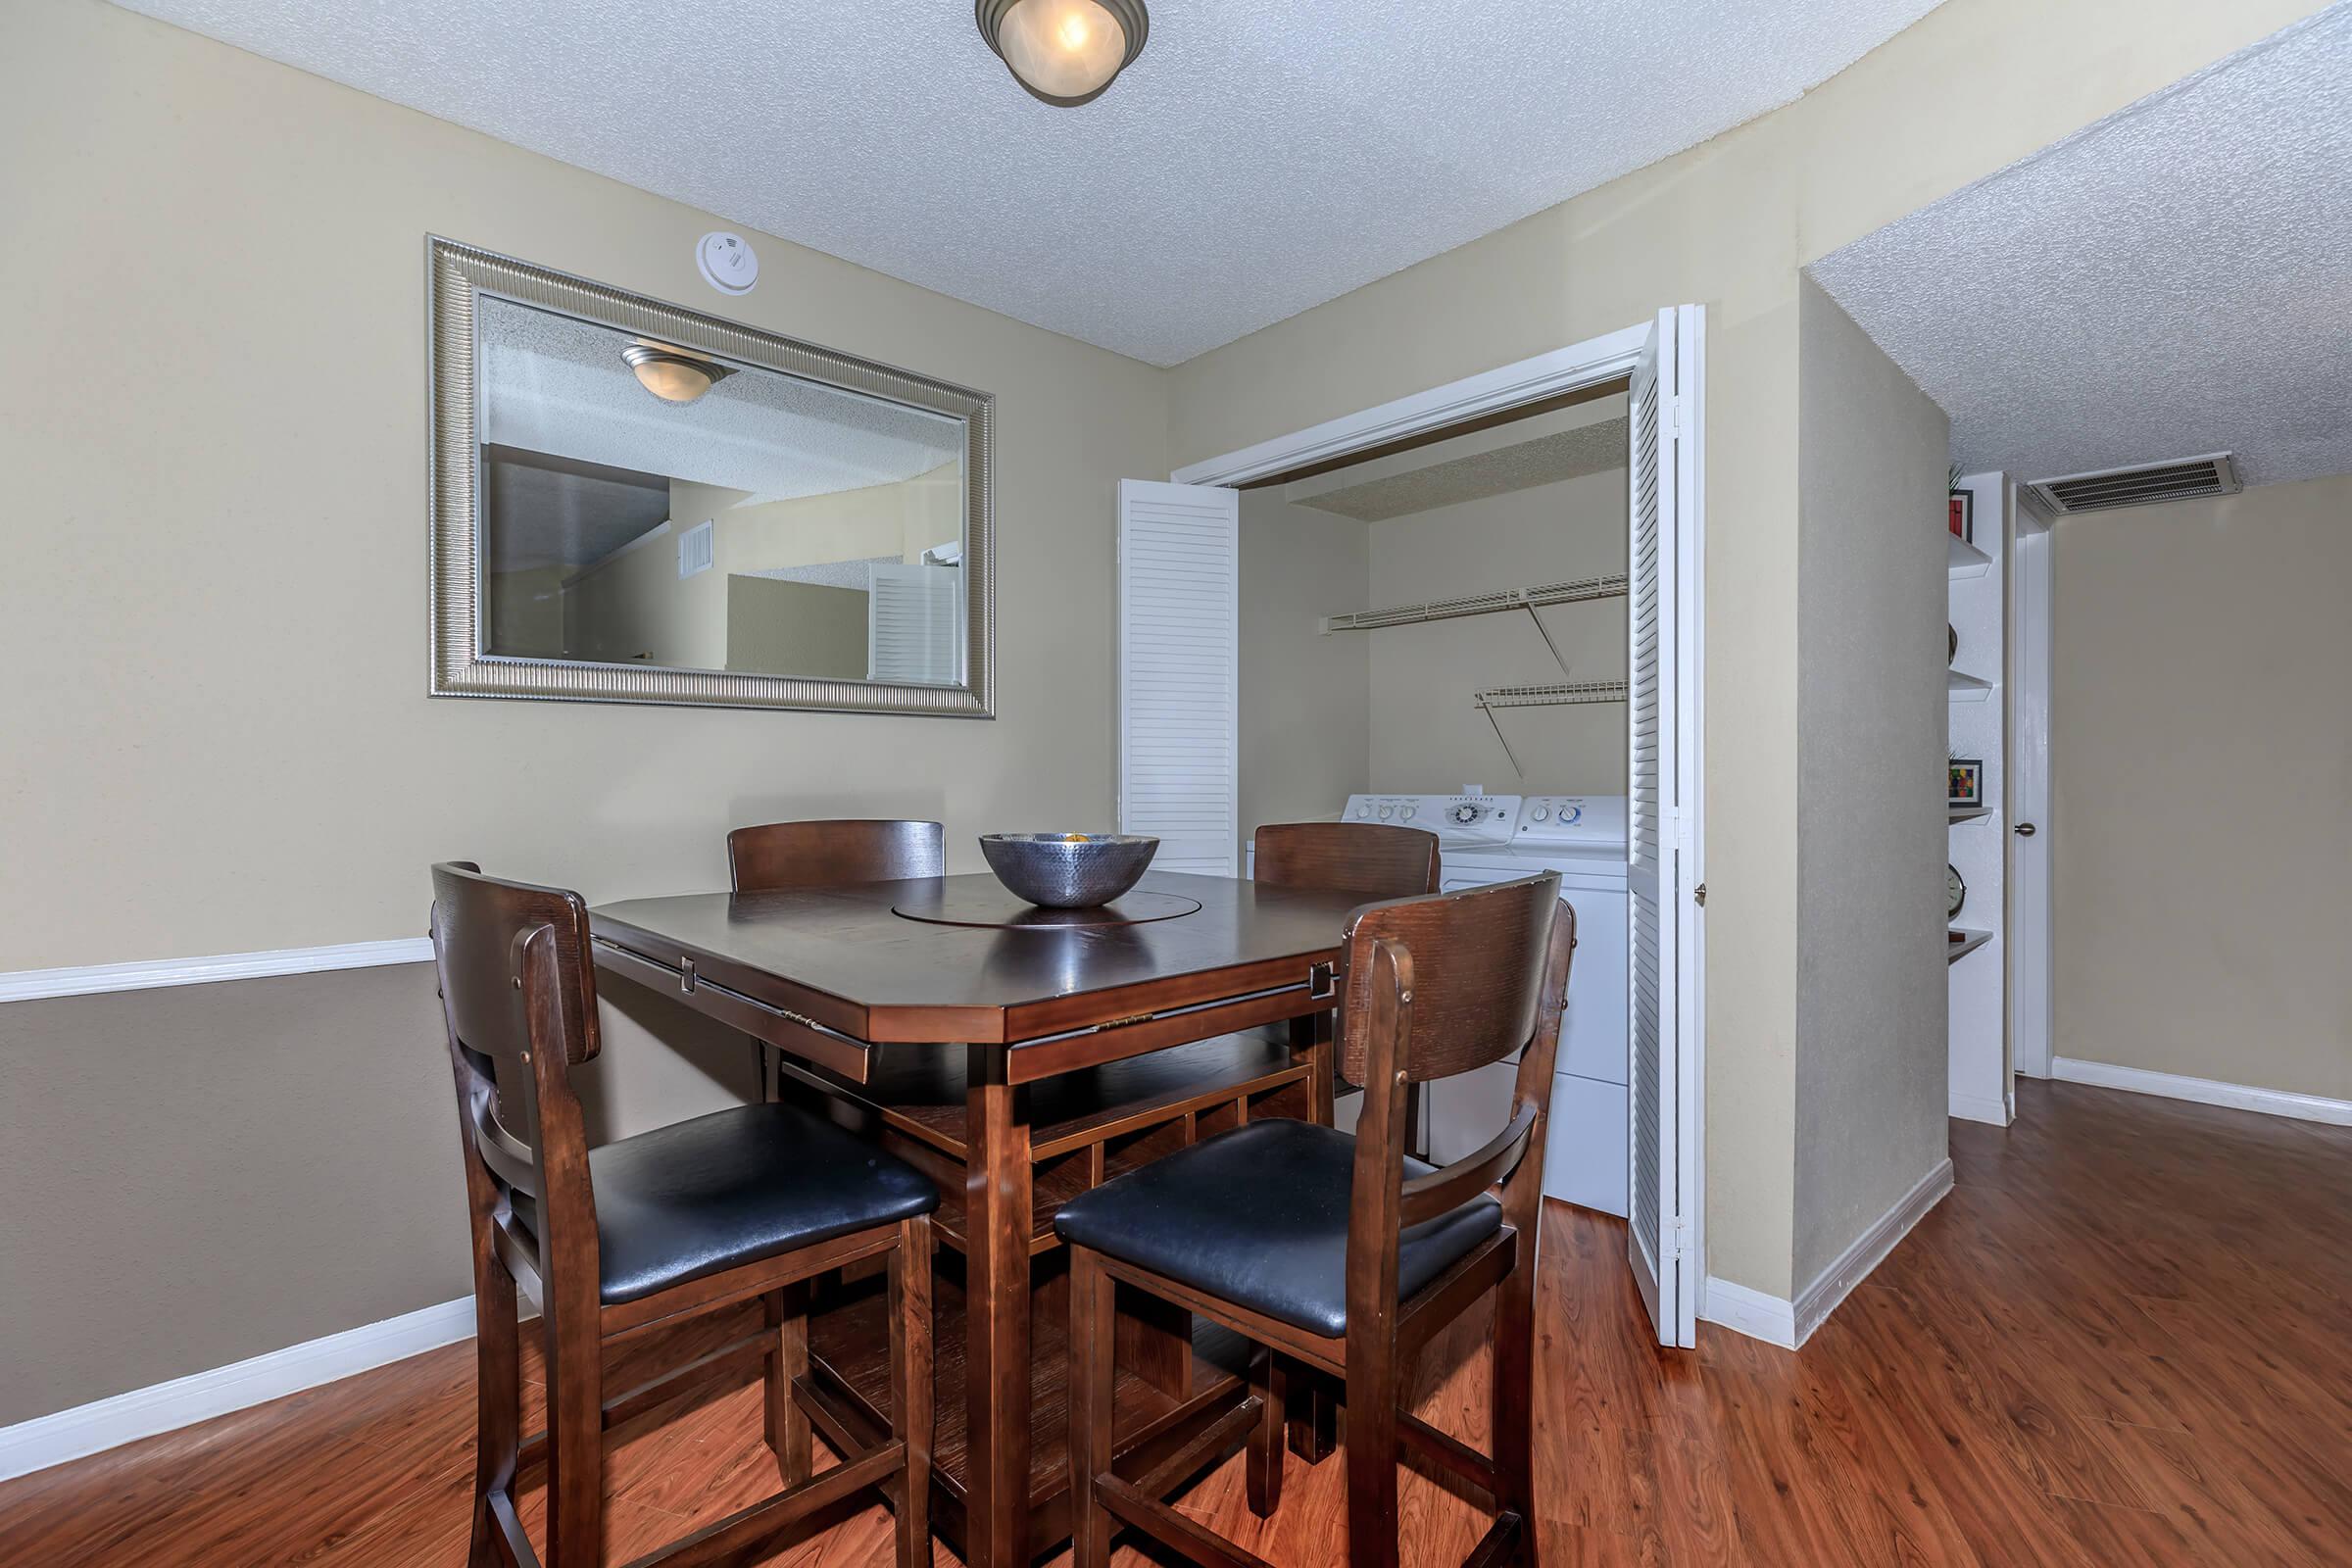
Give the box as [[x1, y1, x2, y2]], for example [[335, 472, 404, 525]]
[[725, 574, 868, 679], [1791, 280, 1951, 1288], [714, 463, 960, 574], [0, 0, 1165, 974], [1236, 490, 1370, 858], [1368, 471, 1627, 796], [0, 0, 1164, 1420], [1168, 0, 2323, 1298], [562, 519, 730, 669], [2051, 473, 2352, 1102]]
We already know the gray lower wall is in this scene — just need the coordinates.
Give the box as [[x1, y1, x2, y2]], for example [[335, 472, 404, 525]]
[[1790, 278, 1952, 1290], [0, 965, 759, 1426]]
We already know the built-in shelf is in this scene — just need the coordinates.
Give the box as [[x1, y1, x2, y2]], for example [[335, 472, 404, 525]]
[[1323, 572, 1628, 633], [1946, 927, 1993, 964], [1948, 534, 1992, 579], [1947, 669, 1992, 702], [1948, 806, 1991, 823]]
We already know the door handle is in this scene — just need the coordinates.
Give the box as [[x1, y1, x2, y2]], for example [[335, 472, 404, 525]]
[[2015, 823, 2036, 837]]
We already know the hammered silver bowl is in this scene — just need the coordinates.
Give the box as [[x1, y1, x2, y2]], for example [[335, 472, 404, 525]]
[[979, 833, 1160, 908]]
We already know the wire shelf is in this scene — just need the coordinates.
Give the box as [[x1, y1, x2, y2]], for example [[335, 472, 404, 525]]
[[1323, 572, 1629, 633], [1473, 681, 1630, 710]]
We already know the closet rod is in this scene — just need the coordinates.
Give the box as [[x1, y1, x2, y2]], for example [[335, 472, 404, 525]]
[[1322, 571, 1628, 633]]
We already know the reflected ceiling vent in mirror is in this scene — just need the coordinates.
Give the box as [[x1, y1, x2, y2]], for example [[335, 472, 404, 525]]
[[2025, 453, 2241, 515]]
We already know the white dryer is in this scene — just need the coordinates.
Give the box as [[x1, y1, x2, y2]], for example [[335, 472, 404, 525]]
[[1425, 795, 1630, 1217]]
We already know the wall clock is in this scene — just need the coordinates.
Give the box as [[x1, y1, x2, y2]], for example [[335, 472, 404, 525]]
[[1946, 862, 1967, 920]]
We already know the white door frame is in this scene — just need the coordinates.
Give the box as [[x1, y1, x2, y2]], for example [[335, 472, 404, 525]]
[[2009, 494, 2055, 1079], [1169, 318, 1706, 1345]]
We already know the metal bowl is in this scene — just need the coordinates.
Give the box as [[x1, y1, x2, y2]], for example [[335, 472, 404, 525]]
[[978, 833, 1160, 908]]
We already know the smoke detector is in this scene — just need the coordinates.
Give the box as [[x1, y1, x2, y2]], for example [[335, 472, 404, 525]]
[[2024, 453, 2241, 516]]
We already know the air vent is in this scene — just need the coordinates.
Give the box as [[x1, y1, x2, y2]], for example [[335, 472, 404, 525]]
[[677, 518, 714, 578], [2025, 454, 2240, 515]]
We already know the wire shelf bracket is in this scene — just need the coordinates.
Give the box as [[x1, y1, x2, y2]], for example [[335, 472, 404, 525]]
[[1471, 680, 1629, 778]]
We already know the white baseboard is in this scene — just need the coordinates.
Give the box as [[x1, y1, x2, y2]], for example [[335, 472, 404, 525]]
[[1699, 1276, 1797, 1348], [2050, 1056, 2352, 1127], [0, 938, 435, 1004], [0, 1297, 476, 1484], [1791, 1157, 1953, 1347], [1700, 1156, 1954, 1352], [1948, 1090, 2011, 1126]]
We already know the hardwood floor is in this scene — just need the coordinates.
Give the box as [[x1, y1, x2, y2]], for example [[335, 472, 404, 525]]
[[6, 1079, 2347, 1565]]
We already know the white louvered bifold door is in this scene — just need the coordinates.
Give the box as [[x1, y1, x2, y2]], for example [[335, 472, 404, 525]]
[[866, 563, 964, 685], [1628, 306, 1703, 1349], [1117, 480, 1240, 875]]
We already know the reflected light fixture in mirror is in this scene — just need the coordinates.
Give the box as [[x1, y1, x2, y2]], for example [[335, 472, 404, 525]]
[[976, 0, 1149, 106], [621, 342, 733, 404]]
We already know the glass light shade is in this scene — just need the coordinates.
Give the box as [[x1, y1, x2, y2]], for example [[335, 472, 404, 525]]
[[993, 0, 1132, 103], [623, 346, 720, 404]]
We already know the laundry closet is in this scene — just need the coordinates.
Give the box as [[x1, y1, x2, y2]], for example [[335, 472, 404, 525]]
[[1229, 394, 1636, 1215]]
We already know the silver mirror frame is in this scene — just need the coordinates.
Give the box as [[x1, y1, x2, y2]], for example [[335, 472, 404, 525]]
[[426, 236, 996, 716]]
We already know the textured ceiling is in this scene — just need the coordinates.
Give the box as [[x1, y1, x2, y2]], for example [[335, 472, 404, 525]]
[[122, 0, 1943, 365], [1808, 5, 2352, 491], [1289, 396, 1628, 520]]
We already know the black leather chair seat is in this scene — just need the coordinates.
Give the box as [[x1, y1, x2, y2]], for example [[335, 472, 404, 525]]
[[1052, 1118, 1500, 1339], [511, 1102, 938, 1305]]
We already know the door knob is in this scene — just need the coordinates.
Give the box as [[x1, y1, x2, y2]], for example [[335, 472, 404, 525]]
[[2015, 822, 2036, 836]]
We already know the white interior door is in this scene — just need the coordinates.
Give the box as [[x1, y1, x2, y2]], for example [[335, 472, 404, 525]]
[[1117, 480, 1240, 874], [2009, 509, 2054, 1077], [1627, 307, 1703, 1349]]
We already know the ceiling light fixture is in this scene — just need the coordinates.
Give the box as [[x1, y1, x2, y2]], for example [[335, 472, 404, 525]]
[[621, 342, 733, 405], [975, 0, 1149, 107]]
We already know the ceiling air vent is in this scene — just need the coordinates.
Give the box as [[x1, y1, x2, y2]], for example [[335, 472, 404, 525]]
[[2025, 454, 2241, 516]]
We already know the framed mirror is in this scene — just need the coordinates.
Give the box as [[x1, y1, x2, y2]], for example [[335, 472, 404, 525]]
[[428, 238, 994, 715]]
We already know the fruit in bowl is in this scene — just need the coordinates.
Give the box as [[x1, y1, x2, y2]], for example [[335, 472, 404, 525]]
[[978, 833, 1159, 908]]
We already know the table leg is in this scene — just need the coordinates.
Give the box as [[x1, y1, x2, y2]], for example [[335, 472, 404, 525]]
[[1286, 1013, 1341, 1463], [964, 1048, 1034, 1568]]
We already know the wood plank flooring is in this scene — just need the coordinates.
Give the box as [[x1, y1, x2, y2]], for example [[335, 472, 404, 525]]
[[5, 1079, 2347, 1565]]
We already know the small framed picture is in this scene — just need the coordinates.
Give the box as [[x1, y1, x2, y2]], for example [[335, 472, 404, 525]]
[[1947, 758, 1984, 808], [1948, 489, 1974, 543]]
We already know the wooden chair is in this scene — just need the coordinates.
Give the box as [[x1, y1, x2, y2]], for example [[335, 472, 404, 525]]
[[729, 820, 946, 1099], [1252, 820, 1441, 904], [1252, 819, 1443, 1145], [1055, 874, 1574, 1568], [430, 862, 938, 1568], [728, 818, 945, 894]]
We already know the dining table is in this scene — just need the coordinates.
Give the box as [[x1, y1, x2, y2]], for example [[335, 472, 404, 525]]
[[587, 868, 1369, 1568]]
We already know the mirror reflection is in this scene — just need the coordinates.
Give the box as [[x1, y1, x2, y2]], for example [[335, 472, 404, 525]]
[[476, 295, 968, 686]]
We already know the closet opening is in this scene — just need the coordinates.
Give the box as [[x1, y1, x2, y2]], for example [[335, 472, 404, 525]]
[[1121, 312, 1708, 1347]]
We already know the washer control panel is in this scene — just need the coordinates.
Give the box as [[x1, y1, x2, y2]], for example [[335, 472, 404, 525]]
[[1344, 794, 1521, 849], [1513, 795, 1629, 850]]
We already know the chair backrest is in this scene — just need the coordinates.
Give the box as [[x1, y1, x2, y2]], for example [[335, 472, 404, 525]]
[[1252, 820, 1440, 901], [728, 819, 946, 893], [429, 861, 601, 1277], [1335, 873, 1562, 1089], [1339, 876, 1575, 1327]]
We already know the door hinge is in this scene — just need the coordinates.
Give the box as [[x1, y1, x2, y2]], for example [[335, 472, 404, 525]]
[[1670, 1214, 1693, 1260], [1691, 882, 1706, 907], [1669, 393, 1689, 437]]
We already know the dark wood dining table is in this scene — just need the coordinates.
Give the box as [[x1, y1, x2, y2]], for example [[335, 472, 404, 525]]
[[587, 869, 1367, 1568]]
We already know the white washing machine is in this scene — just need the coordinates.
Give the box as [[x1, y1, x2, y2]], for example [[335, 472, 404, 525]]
[[1363, 793, 1630, 1217]]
